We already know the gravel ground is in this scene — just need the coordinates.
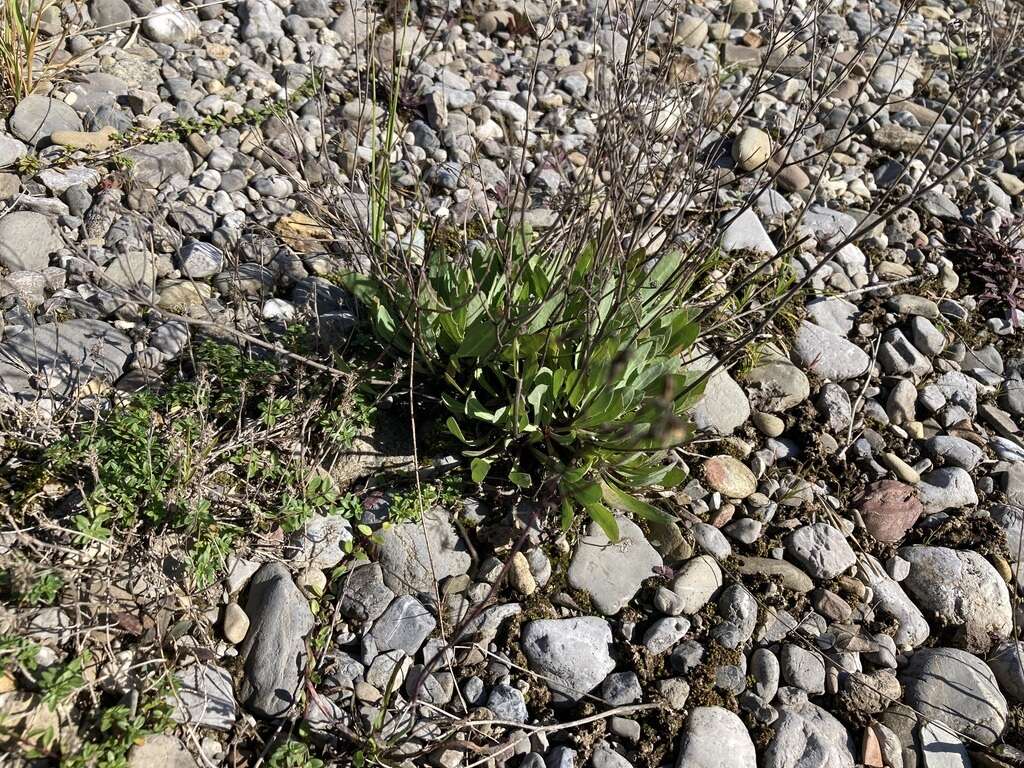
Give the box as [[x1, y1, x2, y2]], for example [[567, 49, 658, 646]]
[[3, 0, 1024, 766]]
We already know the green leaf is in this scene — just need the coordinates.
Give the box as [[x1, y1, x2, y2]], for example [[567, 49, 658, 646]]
[[455, 318, 498, 359], [646, 250, 683, 290], [562, 463, 591, 485], [661, 465, 689, 487], [585, 502, 619, 542], [668, 318, 700, 353], [526, 382, 549, 419], [560, 497, 575, 530], [446, 417, 468, 443], [372, 301, 398, 338], [338, 272, 382, 304], [594, 276, 616, 330], [601, 480, 674, 524], [573, 239, 596, 279], [438, 311, 466, 347], [509, 470, 532, 488], [612, 462, 680, 488], [465, 392, 494, 422], [551, 367, 567, 399], [571, 482, 603, 507], [470, 458, 491, 484], [526, 294, 563, 333]]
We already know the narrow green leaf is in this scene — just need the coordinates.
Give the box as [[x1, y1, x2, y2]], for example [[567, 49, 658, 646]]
[[669, 320, 700, 354], [560, 497, 575, 530], [572, 482, 603, 506], [585, 502, 620, 542], [601, 481, 674, 524], [372, 302, 397, 338], [562, 464, 590, 485], [438, 312, 465, 347], [657, 466, 688, 488]]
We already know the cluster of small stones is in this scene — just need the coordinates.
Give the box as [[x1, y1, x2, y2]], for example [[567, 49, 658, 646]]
[[2, 0, 1024, 765]]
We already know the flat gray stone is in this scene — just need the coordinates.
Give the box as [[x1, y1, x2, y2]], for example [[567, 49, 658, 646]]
[[689, 354, 751, 435], [901, 647, 1007, 745], [568, 514, 662, 615], [9, 95, 82, 146], [720, 208, 777, 255], [785, 523, 856, 580], [101, 252, 157, 292], [0, 135, 27, 166], [804, 297, 858, 337], [992, 505, 1024, 589], [675, 706, 756, 768], [910, 316, 947, 357], [670, 555, 724, 614], [141, 3, 198, 43], [879, 328, 932, 379], [988, 641, 1024, 701], [289, 513, 352, 570], [763, 702, 855, 768], [377, 507, 471, 595], [643, 616, 691, 654], [125, 142, 194, 188], [601, 671, 642, 705], [128, 735, 196, 768], [713, 584, 757, 648], [366, 649, 410, 690], [792, 321, 870, 381], [178, 241, 225, 278], [37, 166, 100, 195], [173, 663, 236, 731], [920, 721, 970, 768], [780, 643, 826, 695], [857, 555, 930, 649], [0, 319, 131, 399], [486, 684, 527, 723], [734, 556, 813, 593], [89, 0, 132, 26], [338, 562, 395, 622], [899, 546, 1012, 643], [916, 467, 978, 513], [369, 595, 436, 655], [240, 0, 285, 40], [751, 648, 780, 701], [924, 436, 984, 471], [521, 617, 615, 701], [0, 211, 62, 271], [742, 355, 810, 412], [239, 562, 314, 718], [801, 203, 857, 243]]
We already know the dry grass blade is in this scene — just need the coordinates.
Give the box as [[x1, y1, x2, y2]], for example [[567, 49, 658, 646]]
[[0, 0, 72, 103]]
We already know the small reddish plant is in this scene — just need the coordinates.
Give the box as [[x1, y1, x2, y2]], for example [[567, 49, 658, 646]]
[[948, 221, 1024, 327]]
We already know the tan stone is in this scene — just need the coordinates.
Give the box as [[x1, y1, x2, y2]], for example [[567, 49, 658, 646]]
[[51, 126, 118, 152], [732, 127, 771, 171], [156, 279, 213, 309], [222, 602, 249, 644], [509, 552, 537, 596], [274, 211, 331, 253]]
